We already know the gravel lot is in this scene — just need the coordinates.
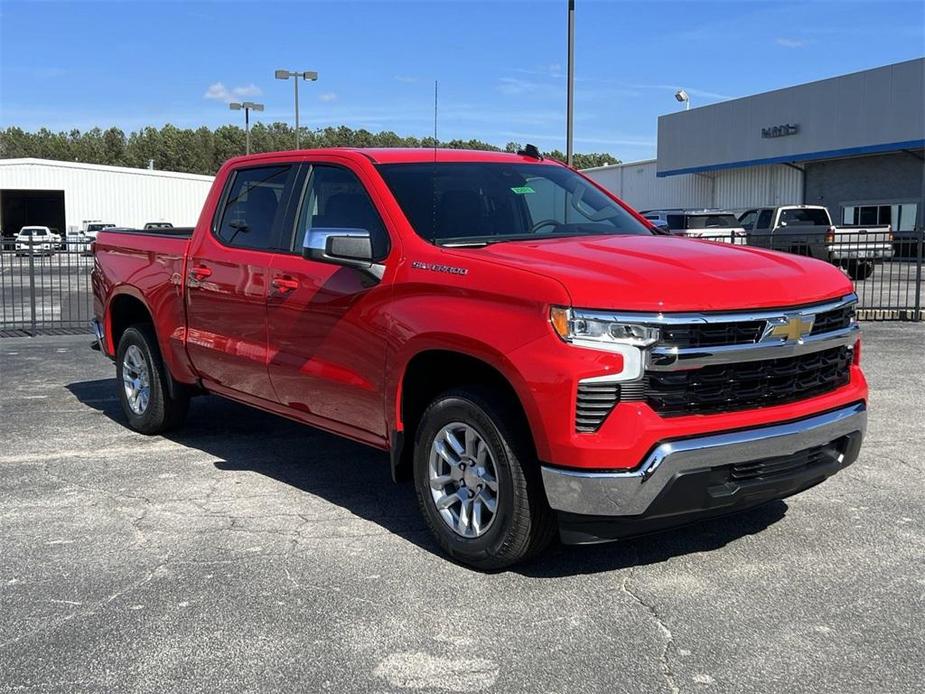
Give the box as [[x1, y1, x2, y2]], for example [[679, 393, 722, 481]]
[[1, 324, 922, 693]]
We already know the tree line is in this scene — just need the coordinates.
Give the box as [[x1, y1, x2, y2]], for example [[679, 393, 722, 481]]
[[0, 124, 620, 175]]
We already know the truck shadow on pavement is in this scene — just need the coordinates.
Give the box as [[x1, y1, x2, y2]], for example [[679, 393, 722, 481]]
[[68, 378, 789, 577]]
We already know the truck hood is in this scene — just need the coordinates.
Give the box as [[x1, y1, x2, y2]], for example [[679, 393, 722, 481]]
[[468, 235, 853, 312]]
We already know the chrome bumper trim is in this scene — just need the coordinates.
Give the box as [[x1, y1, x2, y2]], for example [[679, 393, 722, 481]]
[[541, 402, 866, 517], [647, 322, 860, 371]]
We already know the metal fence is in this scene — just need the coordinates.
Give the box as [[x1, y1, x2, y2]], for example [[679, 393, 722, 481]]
[[693, 229, 923, 321], [0, 242, 96, 337], [0, 231, 922, 336]]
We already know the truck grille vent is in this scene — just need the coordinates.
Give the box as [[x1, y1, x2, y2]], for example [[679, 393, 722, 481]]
[[810, 305, 854, 335], [729, 441, 842, 482], [645, 346, 852, 416], [576, 382, 620, 432], [660, 321, 764, 348]]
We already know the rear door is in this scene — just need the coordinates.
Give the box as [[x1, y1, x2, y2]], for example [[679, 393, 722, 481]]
[[185, 163, 297, 401], [266, 160, 395, 440]]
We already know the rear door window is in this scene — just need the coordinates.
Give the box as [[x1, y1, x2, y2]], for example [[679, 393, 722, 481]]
[[215, 165, 294, 250]]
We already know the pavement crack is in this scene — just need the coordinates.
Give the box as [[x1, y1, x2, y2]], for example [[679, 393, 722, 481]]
[[0, 551, 171, 652], [621, 577, 680, 694]]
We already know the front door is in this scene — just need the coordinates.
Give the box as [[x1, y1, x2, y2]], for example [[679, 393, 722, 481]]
[[266, 162, 394, 439], [185, 163, 295, 401]]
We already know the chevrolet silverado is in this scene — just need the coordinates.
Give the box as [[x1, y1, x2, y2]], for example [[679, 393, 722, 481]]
[[91, 148, 867, 569]]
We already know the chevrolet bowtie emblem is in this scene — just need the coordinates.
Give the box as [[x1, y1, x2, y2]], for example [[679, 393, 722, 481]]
[[767, 314, 815, 342]]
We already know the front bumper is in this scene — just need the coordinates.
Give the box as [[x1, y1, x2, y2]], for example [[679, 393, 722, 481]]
[[542, 402, 866, 542]]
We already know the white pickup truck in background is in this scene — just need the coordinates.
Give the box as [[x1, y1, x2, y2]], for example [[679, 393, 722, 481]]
[[738, 205, 892, 280]]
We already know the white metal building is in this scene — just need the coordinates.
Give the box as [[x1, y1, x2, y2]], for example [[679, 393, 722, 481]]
[[0, 158, 214, 236], [583, 159, 803, 214]]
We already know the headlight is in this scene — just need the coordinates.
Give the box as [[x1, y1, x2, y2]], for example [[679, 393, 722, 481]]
[[550, 307, 660, 349]]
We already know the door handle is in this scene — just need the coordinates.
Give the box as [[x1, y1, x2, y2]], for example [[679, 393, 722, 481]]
[[190, 264, 212, 281], [271, 276, 300, 293]]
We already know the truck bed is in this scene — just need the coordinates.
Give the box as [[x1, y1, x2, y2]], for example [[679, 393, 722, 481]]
[[101, 226, 194, 238], [92, 228, 191, 375]]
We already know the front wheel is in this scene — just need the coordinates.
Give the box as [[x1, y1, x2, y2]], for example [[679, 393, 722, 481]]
[[116, 324, 189, 434], [413, 387, 555, 570]]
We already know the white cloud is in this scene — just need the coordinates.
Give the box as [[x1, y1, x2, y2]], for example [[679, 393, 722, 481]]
[[318, 92, 338, 103], [394, 75, 418, 83], [203, 82, 230, 101], [775, 37, 808, 48], [232, 83, 262, 98], [203, 82, 263, 103]]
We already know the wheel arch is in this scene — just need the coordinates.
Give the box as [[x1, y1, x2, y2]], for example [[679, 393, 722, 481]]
[[389, 343, 544, 483], [106, 288, 154, 355]]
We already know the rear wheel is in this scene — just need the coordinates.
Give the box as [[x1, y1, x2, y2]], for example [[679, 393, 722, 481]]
[[413, 387, 555, 570], [116, 324, 189, 434], [845, 260, 874, 280]]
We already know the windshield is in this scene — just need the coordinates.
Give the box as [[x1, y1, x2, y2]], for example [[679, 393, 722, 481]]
[[19, 229, 44, 236], [686, 214, 740, 229], [377, 162, 651, 245]]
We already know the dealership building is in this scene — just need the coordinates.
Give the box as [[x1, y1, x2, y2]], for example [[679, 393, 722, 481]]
[[0, 159, 214, 238], [584, 58, 924, 232]]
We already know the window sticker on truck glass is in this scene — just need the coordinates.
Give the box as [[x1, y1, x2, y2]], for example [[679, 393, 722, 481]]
[[511, 186, 535, 194]]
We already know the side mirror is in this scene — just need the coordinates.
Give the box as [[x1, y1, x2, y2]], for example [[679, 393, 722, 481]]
[[302, 227, 384, 280]]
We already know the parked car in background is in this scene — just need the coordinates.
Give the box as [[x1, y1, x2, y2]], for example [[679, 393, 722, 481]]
[[15, 226, 56, 256], [91, 147, 867, 569], [738, 205, 892, 280], [81, 221, 117, 242], [639, 209, 746, 244], [143, 222, 174, 230], [65, 229, 91, 250], [49, 228, 64, 249]]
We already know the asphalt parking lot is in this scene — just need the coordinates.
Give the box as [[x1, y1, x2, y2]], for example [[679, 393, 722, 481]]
[[1, 324, 923, 693]]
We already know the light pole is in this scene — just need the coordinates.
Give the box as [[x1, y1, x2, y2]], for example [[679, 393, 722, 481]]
[[275, 69, 318, 149], [675, 89, 690, 111], [566, 0, 575, 167], [229, 101, 264, 155]]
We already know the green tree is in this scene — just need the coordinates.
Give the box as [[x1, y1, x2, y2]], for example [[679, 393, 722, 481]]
[[0, 124, 622, 174]]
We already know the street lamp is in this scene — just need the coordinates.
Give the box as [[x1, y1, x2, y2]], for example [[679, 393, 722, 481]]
[[675, 89, 690, 111], [275, 69, 318, 149], [229, 101, 264, 155]]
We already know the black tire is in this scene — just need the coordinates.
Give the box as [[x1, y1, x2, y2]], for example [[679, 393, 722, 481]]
[[413, 387, 556, 570], [846, 260, 874, 281], [115, 324, 189, 434]]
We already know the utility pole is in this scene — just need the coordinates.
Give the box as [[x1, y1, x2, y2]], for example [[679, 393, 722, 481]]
[[566, 0, 575, 166]]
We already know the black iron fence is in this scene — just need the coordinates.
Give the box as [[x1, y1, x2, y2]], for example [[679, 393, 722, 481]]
[[0, 242, 96, 337], [692, 229, 923, 321], [0, 231, 922, 336]]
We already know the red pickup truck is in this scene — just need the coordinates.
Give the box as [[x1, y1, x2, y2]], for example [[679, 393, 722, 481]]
[[91, 147, 867, 569]]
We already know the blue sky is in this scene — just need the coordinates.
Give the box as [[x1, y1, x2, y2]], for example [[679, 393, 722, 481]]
[[1, 0, 923, 161]]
